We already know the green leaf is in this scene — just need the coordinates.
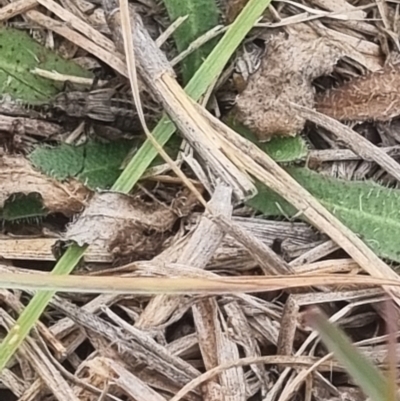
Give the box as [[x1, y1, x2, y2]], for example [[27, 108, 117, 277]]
[[29, 140, 136, 190], [262, 136, 308, 163], [163, 0, 220, 83], [0, 26, 92, 102], [77, 140, 137, 189], [29, 143, 85, 181], [226, 116, 308, 163], [247, 167, 400, 262], [307, 309, 390, 401], [1, 193, 47, 223]]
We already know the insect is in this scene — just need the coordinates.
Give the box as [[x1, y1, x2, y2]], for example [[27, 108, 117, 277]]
[[52, 88, 142, 132], [0, 87, 160, 139]]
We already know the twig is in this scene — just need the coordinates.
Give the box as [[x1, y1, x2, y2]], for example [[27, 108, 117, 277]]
[[294, 104, 400, 182], [0, 114, 61, 137]]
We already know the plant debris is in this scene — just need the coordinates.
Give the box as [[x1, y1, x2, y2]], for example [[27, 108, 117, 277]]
[[3, 0, 400, 401], [234, 33, 342, 140], [0, 154, 90, 216], [65, 190, 197, 259], [52, 87, 161, 134], [316, 62, 400, 122]]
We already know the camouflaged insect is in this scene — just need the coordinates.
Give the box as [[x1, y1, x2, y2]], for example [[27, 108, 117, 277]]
[[52, 88, 156, 132]]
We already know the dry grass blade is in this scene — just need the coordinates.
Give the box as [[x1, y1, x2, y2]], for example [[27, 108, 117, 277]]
[[104, 0, 256, 201], [26, 10, 127, 75], [137, 184, 232, 328], [0, 271, 399, 294], [2, 2, 400, 400], [0, 0, 269, 375], [293, 104, 400, 182], [0, 312, 80, 401], [168, 354, 340, 401], [0, 0, 37, 20], [36, 0, 117, 54], [269, 353, 334, 401]]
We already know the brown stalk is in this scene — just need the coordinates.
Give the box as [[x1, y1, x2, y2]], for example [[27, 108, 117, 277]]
[[0, 114, 61, 137], [199, 108, 400, 301], [0, 0, 37, 21], [0, 271, 399, 294]]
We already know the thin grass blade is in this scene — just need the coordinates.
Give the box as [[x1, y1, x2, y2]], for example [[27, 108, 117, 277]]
[[113, 0, 272, 192], [0, 244, 87, 370], [306, 308, 390, 401]]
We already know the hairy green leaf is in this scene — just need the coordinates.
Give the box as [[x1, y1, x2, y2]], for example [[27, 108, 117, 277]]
[[262, 136, 308, 163], [1, 193, 47, 223], [0, 26, 92, 102], [29, 143, 85, 181], [247, 167, 400, 262], [77, 140, 137, 189], [163, 0, 220, 82], [29, 140, 136, 189]]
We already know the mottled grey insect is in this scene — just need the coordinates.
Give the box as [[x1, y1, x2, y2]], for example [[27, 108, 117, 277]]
[[52, 88, 141, 132]]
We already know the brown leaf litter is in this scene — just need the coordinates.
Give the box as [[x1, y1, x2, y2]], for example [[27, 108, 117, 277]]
[[316, 62, 400, 122], [234, 33, 342, 140], [65, 189, 197, 260]]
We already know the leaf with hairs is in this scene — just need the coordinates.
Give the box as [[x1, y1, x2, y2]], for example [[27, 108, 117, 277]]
[[0, 26, 92, 102], [248, 167, 400, 262], [29, 140, 136, 190]]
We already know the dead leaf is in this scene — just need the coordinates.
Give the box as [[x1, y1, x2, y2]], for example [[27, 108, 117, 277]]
[[234, 34, 342, 140], [221, 0, 251, 23], [65, 191, 193, 259], [316, 63, 400, 122]]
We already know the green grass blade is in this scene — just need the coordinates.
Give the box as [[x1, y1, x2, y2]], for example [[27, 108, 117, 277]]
[[307, 309, 389, 401], [185, 0, 270, 101], [112, 115, 174, 192], [0, 0, 272, 372], [0, 244, 87, 370]]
